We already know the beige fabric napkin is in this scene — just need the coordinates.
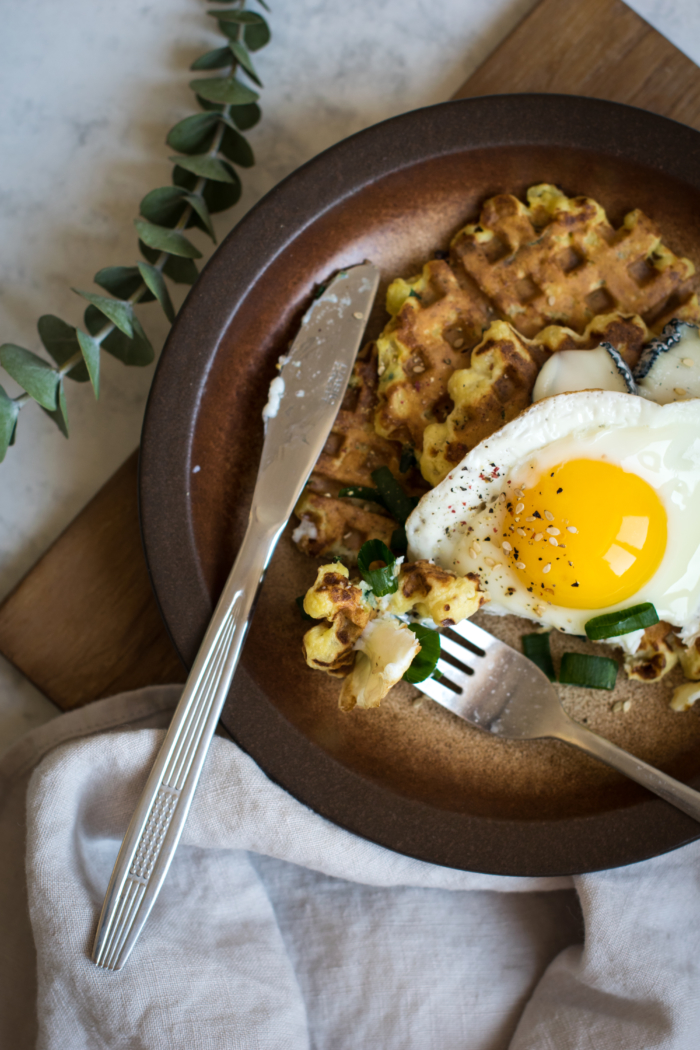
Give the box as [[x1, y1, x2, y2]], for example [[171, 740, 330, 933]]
[[2, 684, 700, 1049]]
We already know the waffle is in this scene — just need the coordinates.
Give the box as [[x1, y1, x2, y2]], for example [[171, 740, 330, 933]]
[[374, 259, 494, 449], [293, 490, 396, 563], [451, 184, 696, 338], [419, 311, 651, 487]]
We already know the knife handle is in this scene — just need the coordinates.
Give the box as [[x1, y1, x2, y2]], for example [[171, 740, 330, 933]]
[[91, 513, 281, 970]]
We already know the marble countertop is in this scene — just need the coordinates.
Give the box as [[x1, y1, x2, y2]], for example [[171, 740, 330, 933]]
[[1, 0, 699, 752]]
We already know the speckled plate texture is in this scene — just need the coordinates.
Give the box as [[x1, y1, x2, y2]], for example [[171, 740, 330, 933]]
[[140, 95, 700, 876]]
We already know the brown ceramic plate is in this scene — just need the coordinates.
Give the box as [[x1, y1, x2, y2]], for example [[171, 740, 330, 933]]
[[140, 94, 700, 876]]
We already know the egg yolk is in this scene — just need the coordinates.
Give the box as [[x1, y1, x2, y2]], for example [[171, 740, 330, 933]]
[[501, 459, 667, 610]]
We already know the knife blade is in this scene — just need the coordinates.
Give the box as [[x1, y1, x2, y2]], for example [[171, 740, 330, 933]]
[[91, 261, 380, 970]]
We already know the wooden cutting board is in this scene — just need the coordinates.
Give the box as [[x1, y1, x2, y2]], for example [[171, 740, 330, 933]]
[[2, 0, 700, 710]]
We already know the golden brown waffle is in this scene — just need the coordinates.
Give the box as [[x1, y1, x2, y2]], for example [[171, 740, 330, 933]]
[[293, 490, 396, 563], [450, 184, 696, 338], [419, 311, 653, 487], [374, 259, 494, 449], [313, 343, 404, 488]]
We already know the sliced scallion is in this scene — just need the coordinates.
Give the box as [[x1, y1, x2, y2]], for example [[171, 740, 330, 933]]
[[403, 623, 441, 683], [585, 602, 659, 640], [338, 485, 386, 508], [357, 539, 398, 597], [371, 466, 414, 524], [390, 526, 408, 553], [559, 652, 618, 691], [521, 632, 555, 681]]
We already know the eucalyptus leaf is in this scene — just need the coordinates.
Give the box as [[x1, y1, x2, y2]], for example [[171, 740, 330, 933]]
[[41, 378, 68, 437], [169, 153, 235, 183], [191, 76, 259, 107], [94, 266, 154, 303], [183, 193, 216, 241], [190, 46, 233, 71], [76, 329, 100, 398], [173, 163, 241, 213], [137, 262, 176, 323], [220, 122, 254, 167], [208, 10, 265, 23], [0, 344, 59, 410], [73, 289, 134, 338], [197, 97, 225, 113], [244, 17, 271, 52], [229, 102, 261, 130], [166, 112, 219, 155], [228, 41, 262, 86], [140, 242, 199, 285], [139, 186, 189, 228], [37, 315, 89, 382], [86, 305, 154, 367], [0, 385, 19, 463], [134, 219, 202, 259]]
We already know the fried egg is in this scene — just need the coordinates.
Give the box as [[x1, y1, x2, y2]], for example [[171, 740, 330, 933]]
[[406, 391, 700, 650]]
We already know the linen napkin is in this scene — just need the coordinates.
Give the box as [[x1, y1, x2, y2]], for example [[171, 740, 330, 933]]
[[2, 684, 700, 1050]]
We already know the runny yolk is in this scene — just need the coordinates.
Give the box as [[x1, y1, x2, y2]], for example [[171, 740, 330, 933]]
[[502, 459, 667, 610]]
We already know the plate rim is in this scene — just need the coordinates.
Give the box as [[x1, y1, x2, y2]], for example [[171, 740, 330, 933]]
[[140, 93, 700, 875]]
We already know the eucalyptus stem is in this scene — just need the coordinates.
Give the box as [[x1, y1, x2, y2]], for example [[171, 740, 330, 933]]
[[0, 0, 269, 459]]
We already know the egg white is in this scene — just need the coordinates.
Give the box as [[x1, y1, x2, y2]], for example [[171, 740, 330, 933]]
[[406, 391, 700, 648]]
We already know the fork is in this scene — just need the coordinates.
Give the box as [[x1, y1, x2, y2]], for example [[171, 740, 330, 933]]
[[419, 619, 700, 823]]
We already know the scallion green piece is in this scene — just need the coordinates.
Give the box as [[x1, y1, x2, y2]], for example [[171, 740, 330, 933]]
[[559, 652, 618, 691], [338, 485, 385, 508], [403, 623, 441, 683], [521, 632, 555, 681], [585, 602, 659, 640], [390, 526, 407, 553], [399, 445, 417, 473], [371, 466, 414, 524], [357, 539, 398, 597]]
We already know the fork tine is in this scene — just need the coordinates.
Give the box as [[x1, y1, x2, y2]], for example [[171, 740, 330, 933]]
[[446, 618, 495, 652]]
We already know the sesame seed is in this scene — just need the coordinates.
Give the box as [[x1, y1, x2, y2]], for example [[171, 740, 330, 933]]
[[525, 516, 536, 522], [453, 338, 464, 349], [547, 295, 556, 306], [353, 311, 364, 320], [549, 536, 558, 546], [502, 541, 512, 552], [546, 526, 560, 536], [674, 387, 687, 396], [622, 700, 632, 712], [612, 700, 624, 714], [498, 492, 507, 502], [534, 532, 543, 542], [567, 526, 578, 534], [543, 563, 551, 573], [534, 604, 545, 616], [515, 502, 525, 514], [469, 547, 477, 559], [515, 489, 524, 498], [682, 358, 695, 367], [517, 528, 527, 537], [473, 540, 481, 553], [413, 363, 425, 373], [484, 556, 495, 567], [544, 510, 554, 521], [516, 561, 526, 570]]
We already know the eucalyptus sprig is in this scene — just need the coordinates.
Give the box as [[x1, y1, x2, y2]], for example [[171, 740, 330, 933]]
[[0, 0, 271, 462]]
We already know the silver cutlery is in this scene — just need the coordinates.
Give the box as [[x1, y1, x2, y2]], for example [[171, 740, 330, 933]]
[[420, 618, 700, 823], [92, 262, 380, 969]]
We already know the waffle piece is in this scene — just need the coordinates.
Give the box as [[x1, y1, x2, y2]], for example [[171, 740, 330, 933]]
[[451, 184, 696, 338], [313, 343, 404, 488], [418, 312, 650, 487], [293, 490, 396, 563], [374, 259, 494, 449], [624, 622, 678, 682]]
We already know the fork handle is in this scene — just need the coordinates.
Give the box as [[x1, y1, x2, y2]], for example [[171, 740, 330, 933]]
[[555, 716, 700, 824], [91, 511, 283, 971]]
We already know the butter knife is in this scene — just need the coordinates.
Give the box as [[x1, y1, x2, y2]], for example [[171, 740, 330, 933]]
[[92, 261, 380, 969]]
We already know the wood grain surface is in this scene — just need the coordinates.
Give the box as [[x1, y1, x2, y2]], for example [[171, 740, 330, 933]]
[[1, 0, 698, 709]]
